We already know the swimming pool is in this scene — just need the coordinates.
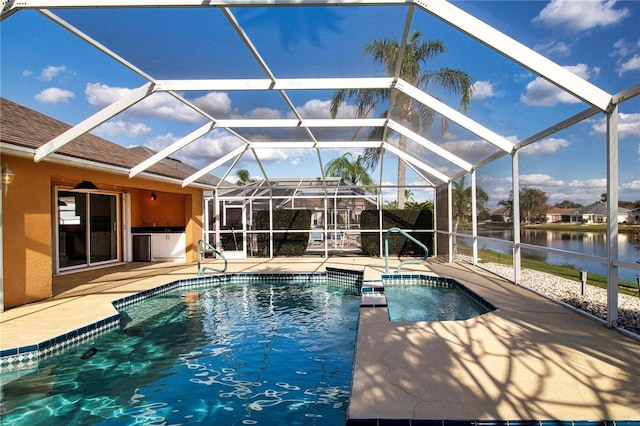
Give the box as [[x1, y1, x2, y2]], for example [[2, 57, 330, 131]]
[[382, 276, 495, 322], [0, 279, 360, 425]]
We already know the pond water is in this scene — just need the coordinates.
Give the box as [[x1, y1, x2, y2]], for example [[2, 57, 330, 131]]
[[458, 229, 640, 282]]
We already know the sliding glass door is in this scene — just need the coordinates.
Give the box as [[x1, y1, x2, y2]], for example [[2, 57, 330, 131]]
[[57, 190, 119, 271]]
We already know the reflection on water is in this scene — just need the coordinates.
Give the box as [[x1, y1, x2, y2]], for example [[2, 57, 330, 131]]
[[1, 283, 360, 425], [458, 229, 640, 282]]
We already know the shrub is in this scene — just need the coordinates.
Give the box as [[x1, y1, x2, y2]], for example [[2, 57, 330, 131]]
[[255, 209, 311, 256], [360, 209, 433, 256]]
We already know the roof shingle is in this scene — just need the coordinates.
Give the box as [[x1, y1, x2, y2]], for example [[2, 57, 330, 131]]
[[0, 98, 219, 186]]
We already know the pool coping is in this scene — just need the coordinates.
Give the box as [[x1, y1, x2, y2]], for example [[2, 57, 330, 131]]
[[346, 261, 640, 423]]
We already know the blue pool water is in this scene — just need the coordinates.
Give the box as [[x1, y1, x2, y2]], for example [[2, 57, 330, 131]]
[[0, 281, 360, 425], [385, 282, 493, 322]]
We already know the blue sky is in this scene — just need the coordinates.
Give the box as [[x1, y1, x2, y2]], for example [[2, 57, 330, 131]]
[[1, 0, 639, 208]]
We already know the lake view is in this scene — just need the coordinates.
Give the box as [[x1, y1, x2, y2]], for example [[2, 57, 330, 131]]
[[458, 229, 640, 283]]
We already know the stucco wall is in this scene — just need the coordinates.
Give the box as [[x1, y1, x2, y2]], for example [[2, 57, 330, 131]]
[[2, 156, 53, 308], [2, 154, 204, 309], [130, 188, 188, 228]]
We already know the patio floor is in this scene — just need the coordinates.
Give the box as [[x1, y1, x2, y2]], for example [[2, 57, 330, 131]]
[[1, 257, 639, 422]]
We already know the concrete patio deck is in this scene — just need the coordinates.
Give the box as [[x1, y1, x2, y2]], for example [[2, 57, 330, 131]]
[[1, 257, 639, 422]]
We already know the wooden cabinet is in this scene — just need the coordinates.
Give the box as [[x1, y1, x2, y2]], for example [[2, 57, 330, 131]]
[[150, 233, 186, 262]]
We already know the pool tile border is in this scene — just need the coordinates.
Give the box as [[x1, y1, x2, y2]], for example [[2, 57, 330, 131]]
[[0, 270, 354, 372], [381, 273, 497, 313], [0, 315, 120, 372]]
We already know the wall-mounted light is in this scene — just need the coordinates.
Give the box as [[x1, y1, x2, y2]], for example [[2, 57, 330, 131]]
[[2, 164, 15, 196], [150, 192, 157, 201], [73, 180, 99, 191]]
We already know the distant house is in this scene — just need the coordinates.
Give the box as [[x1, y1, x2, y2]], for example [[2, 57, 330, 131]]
[[569, 202, 630, 224], [489, 207, 511, 223], [545, 207, 574, 223]]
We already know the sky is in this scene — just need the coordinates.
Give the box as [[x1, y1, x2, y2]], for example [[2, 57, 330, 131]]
[[1, 0, 639, 209]]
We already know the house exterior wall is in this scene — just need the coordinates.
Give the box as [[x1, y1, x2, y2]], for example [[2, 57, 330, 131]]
[[2, 156, 53, 309], [2, 154, 204, 309]]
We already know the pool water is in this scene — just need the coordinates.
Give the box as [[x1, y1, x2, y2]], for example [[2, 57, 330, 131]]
[[385, 283, 492, 322], [0, 281, 360, 425]]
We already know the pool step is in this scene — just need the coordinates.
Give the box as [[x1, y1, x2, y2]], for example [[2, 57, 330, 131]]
[[361, 284, 387, 307]]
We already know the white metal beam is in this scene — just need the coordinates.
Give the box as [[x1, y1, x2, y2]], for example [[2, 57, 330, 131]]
[[387, 119, 472, 171], [383, 143, 449, 183], [154, 78, 395, 92], [471, 169, 478, 265], [514, 107, 600, 151], [213, 118, 386, 128], [612, 82, 640, 106], [246, 141, 382, 149], [405, 162, 435, 187], [182, 146, 247, 187], [249, 142, 316, 149], [395, 79, 514, 153], [512, 150, 521, 285], [34, 82, 155, 162], [4, 0, 410, 11], [316, 141, 383, 149], [606, 105, 619, 328], [414, 0, 612, 112], [129, 122, 216, 178], [447, 180, 453, 262]]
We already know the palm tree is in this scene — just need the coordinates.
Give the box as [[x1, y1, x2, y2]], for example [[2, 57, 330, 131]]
[[323, 152, 374, 186], [521, 187, 548, 223], [404, 189, 415, 203], [452, 176, 488, 252], [330, 30, 473, 209], [555, 199, 582, 209], [497, 195, 513, 218], [235, 168, 255, 186]]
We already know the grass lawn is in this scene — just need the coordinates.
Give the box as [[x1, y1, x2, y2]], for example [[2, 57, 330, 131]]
[[457, 245, 640, 298]]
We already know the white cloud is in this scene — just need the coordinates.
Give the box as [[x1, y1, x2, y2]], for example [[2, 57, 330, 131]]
[[145, 129, 313, 171], [35, 87, 75, 104], [621, 180, 640, 190], [303, 100, 357, 119], [520, 137, 570, 156], [93, 120, 152, 138], [618, 55, 640, 75], [591, 113, 640, 138], [612, 38, 640, 58], [146, 130, 243, 167], [250, 107, 282, 119], [22, 69, 33, 77], [440, 137, 500, 161], [85, 82, 133, 105], [39, 65, 66, 81], [535, 41, 572, 57], [521, 64, 596, 106], [567, 178, 607, 189], [192, 92, 233, 117], [611, 38, 640, 76], [472, 81, 496, 100], [520, 174, 566, 187], [85, 83, 203, 123], [533, 0, 630, 31]]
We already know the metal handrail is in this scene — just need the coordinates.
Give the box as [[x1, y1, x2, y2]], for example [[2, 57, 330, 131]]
[[197, 239, 228, 276], [384, 227, 430, 273]]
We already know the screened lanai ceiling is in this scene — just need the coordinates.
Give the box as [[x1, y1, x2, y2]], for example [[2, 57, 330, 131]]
[[1, 0, 638, 199]]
